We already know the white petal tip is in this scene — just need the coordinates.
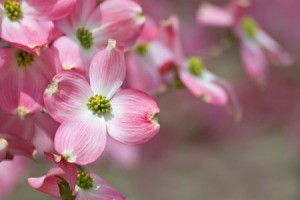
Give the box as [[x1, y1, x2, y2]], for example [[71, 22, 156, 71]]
[[45, 80, 58, 96], [0, 139, 8, 150], [63, 65, 73, 70], [108, 39, 117, 49], [63, 152, 76, 163], [32, 150, 37, 160], [54, 154, 62, 162]]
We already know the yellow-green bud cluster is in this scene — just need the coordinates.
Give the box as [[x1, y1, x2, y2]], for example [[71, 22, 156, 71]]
[[76, 171, 94, 190], [188, 57, 204, 76], [16, 50, 35, 69], [87, 94, 111, 115], [136, 43, 148, 55], [242, 16, 258, 39], [4, 0, 22, 21], [77, 28, 94, 49]]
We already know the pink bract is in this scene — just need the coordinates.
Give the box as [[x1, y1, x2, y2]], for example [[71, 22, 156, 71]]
[[44, 40, 160, 165], [55, 0, 145, 70], [0, 0, 76, 54]]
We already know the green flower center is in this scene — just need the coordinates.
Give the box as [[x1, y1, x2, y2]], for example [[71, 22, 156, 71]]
[[136, 43, 148, 55], [77, 28, 93, 49], [242, 16, 258, 39], [188, 57, 204, 76], [16, 50, 35, 69], [4, 0, 22, 21], [77, 171, 94, 190], [87, 94, 111, 115]]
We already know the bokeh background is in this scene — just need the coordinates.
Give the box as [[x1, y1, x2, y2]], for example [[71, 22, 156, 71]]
[[6, 0, 300, 199]]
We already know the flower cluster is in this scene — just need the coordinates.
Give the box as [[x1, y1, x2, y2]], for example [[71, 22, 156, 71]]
[[0, 0, 294, 199]]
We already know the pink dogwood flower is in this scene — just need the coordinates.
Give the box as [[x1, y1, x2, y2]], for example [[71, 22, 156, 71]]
[[29, 153, 126, 200], [44, 40, 160, 165], [0, 47, 56, 115], [197, 0, 294, 86], [126, 16, 174, 95], [163, 16, 241, 119], [55, 0, 145, 71], [0, 0, 76, 54]]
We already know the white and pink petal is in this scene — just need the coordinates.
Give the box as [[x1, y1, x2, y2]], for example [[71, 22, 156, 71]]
[[107, 89, 160, 145], [89, 40, 126, 99], [44, 71, 93, 123], [54, 114, 107, 165]]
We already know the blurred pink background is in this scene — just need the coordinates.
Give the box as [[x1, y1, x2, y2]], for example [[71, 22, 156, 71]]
[[6, 0, 300, 199]]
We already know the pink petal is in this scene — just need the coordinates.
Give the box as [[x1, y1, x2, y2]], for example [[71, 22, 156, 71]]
[[1, 18, 54, 54], [139, 16, 159, 42], [256, 29, 294, 66], [107, 89, 160, 145], [92, 0, 145, 49], [240, 39, 268, 86], [27, 0, 77, 20], [126, 41, 173, 94], [0, 111, 35, 141], [179, 70, 228, 105], [44, 152, 77, 189], [89, 41, 125, 99], [212, 78, 242, 121], [0, 133, 36, 159], [0, 50, 55, 115], [159, 15, 185, 64], [44, 71, 93, 123], [56, 0, 97, 35], [197, 2, 234, 27], [28, 167, 65, 198], [33, 112, 60, 140], [54, 114, 107, 165], [53, 36, 85, 72], [77, 173, 126, 200], [0, 68, 21, 115]]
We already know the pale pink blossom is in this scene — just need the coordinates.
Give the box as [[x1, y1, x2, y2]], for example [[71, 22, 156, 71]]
[[161, 16, 241, 119], [126, 17, 174, 95], [197, 0, 294, 85], [55, 0, 145, 71], [29, 153, 126, 200], [0, 0, 76, 54], [44, 40, 160, 165], [0, 47, 56, 115]]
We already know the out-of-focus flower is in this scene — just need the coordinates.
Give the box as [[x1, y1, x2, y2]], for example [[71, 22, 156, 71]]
[[0, 47, 59, 146], [29, 153, 126, 200], [0, 0, 76, 54], [55, 0, 145, 71], [197, 0, 294, 86], [0, 47, 56, 114], [126, 17, 174, 95], [163, 16, 241, 119], [44, 40, 160, 165]]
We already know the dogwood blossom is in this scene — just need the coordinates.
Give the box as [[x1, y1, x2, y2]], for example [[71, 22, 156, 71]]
[[44, 40, 160, 165]]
